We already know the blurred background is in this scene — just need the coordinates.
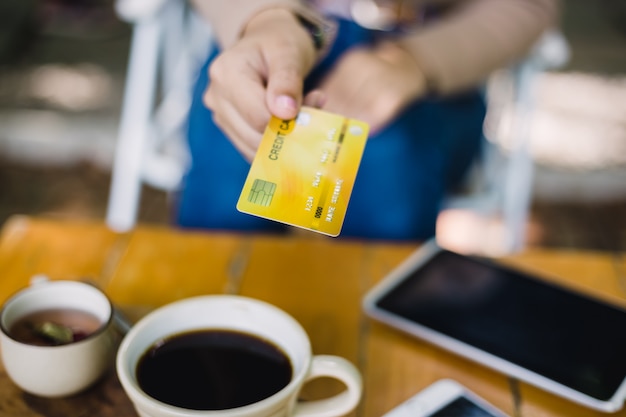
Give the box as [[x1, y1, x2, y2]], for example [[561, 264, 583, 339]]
[[0, 0, 624, 252]]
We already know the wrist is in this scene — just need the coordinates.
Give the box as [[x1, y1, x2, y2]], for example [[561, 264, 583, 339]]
[[243, 7, 300, 36], [242, 6, 336, 60], [243, 8, 317, 60]]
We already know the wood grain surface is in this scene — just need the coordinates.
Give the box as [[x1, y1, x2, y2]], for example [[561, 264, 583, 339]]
[[0, 216, 624, 417]]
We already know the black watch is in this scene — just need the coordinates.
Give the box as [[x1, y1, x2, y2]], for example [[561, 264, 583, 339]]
[[294, 11, 336, 53], [296, 15, 325, 51]]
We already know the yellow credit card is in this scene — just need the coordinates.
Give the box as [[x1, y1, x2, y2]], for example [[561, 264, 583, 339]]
[[237, 106, 369, 237]]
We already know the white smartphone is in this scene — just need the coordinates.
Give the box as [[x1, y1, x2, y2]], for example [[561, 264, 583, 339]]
[[363, 240, 626, 413], [383, 379, 509, 417]]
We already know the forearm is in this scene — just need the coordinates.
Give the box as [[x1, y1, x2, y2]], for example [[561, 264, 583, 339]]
[[397, 0, 561, 94], [190, 0, 309, 49]]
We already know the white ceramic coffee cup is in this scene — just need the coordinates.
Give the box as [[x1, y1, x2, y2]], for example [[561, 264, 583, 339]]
[[0, 279, 116, 397], [117, 295, 362, 417]]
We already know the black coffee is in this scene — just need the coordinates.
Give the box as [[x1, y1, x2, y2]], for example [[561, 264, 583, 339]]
[[136, 329, 293, 410]]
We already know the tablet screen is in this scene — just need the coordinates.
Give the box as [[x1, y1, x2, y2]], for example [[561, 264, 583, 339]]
[[374, 250, 626, 401]]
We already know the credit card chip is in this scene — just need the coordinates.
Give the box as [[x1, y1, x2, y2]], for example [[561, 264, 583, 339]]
[[248, 179, 276, 207]]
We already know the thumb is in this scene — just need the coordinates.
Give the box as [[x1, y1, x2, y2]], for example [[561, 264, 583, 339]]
[[265, 58, 307, 120]]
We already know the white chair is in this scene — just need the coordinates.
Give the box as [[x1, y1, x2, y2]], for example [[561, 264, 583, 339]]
[[441, 30, 570, 254], [106, 0, 213, 232]]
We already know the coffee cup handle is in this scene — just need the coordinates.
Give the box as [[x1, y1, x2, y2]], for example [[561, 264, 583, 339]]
[[293, 355, 362, 417]]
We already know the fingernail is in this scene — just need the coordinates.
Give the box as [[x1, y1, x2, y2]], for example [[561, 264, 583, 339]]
[[276, 95, 297, 113], [312, 93, 327, 108]]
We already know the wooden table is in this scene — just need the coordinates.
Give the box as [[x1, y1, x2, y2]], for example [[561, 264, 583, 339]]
[[0, 215, 625, 417]]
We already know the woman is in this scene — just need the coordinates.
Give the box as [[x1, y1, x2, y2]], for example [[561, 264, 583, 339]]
[[176, 0, 559, 240]]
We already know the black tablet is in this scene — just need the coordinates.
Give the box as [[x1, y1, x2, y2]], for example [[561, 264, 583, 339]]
[[363, 240, 626, 412]]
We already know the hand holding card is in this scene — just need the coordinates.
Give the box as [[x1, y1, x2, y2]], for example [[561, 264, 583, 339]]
[[237, 107, 369, 237]]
